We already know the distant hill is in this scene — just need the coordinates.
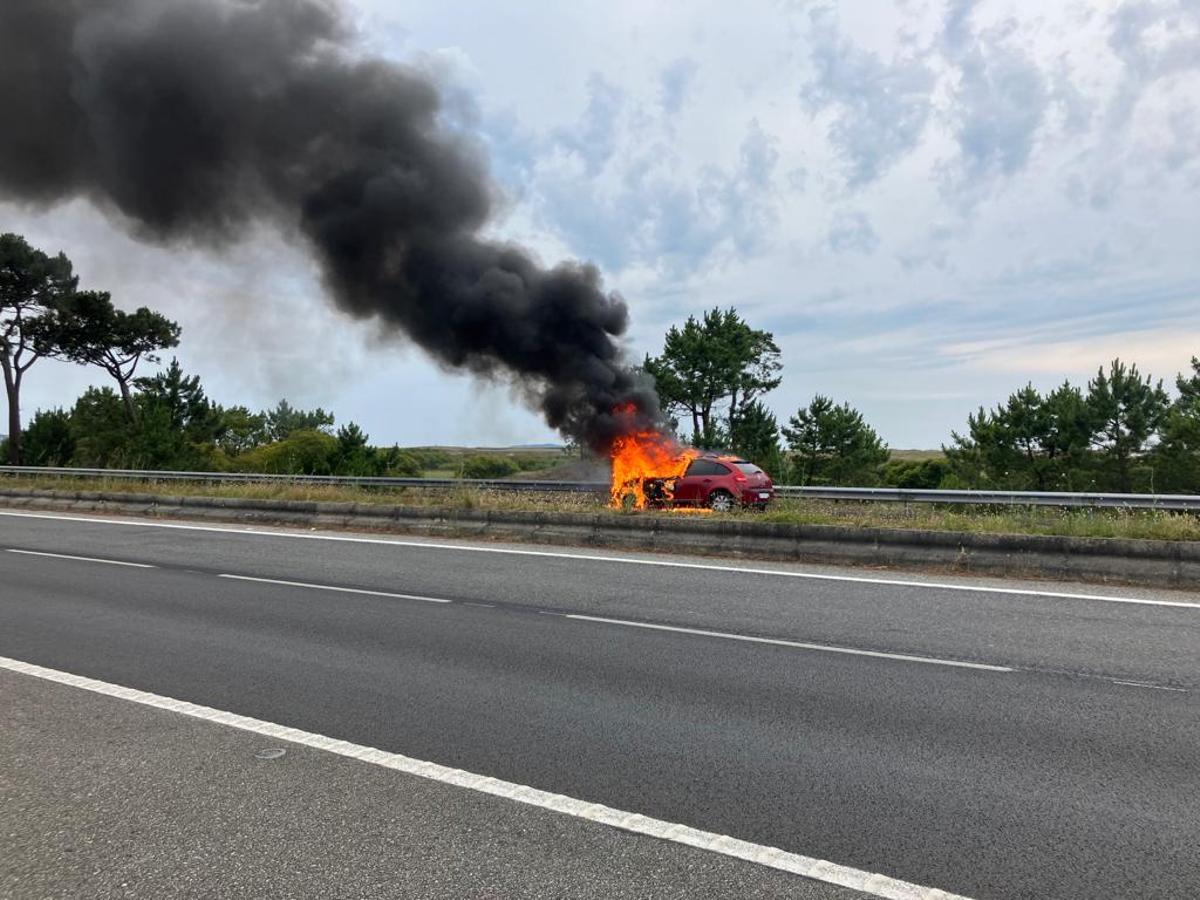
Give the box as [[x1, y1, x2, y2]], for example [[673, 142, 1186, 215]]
[[403, 444, 564, 453], [518, 457, 609, 482], [888, 449, 945, 461]]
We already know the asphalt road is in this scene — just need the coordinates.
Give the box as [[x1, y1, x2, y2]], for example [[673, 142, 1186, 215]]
[[2, 668, 859, 900], [2, 510, 1199, 898]]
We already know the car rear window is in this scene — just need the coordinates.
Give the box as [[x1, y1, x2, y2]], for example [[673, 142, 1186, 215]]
[[733, 462, 762, 475]]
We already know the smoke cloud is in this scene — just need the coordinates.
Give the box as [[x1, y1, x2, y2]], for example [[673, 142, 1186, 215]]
[[0, 0, 663, 451]]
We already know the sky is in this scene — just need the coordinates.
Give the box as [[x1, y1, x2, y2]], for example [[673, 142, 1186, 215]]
[[6, 0, 1200, 448]]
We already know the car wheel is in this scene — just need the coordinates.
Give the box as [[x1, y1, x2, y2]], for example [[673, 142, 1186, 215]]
[[708, 489, 735, 512]]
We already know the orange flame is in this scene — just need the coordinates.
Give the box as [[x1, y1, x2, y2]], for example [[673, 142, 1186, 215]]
[[609, 430, 699, 509]]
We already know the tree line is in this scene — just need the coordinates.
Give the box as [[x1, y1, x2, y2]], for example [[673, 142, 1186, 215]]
[[8, 359, 435, 477], [943, 360, 1199, 493], [0, 233, 425, 475], [644, 308, 1200, 494], [5, 232, 1199, 492], [1, 233, 576, 479], [1, 233, 181, 463]]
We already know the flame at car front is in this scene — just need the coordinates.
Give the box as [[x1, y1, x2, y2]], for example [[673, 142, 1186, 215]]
[[609, 427, 699, 509]]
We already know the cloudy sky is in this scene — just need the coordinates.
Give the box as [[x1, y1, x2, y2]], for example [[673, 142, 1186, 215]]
[[8, 0, 1200, 448]]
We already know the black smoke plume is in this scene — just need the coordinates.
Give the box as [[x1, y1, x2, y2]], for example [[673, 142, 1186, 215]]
[[0, 0, 663, 452]]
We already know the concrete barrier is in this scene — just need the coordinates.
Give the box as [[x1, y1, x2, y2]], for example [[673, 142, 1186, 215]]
[[1, 486, 1198, 590]]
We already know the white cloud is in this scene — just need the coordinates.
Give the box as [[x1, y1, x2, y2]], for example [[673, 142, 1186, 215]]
[[659, 57, 699, 116], [943, 19, 1050, 181], [5, 0, 1198, 449], [826, 210, 879, 254], [946, 326, 1199, 383], [801, 7, 936, 186]]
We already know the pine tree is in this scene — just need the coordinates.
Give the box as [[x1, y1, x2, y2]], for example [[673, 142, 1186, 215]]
[[782, 396, 889, 485], [729, 400, 783, 475], [1086, 359, 1169, 492]]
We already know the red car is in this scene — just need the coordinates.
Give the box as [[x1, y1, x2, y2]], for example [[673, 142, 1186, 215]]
[[646, 456, 775, 511]]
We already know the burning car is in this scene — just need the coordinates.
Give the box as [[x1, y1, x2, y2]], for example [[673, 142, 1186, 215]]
[[643, 455, 775, 511], [610, 429, 775, 511]]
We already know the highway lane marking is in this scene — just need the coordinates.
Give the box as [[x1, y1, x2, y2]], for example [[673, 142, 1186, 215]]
[[217, 576, 1003, 671], [1110, 680, 1189, 693], [6, 552, 1180, 687], [0, 552, 1020, 673], [0, 654, 972, 900], [2, 509, 1196, 609], [5, 548, 156, 569], [217, 574, 452, 603], [564, 614, 1014, 672]]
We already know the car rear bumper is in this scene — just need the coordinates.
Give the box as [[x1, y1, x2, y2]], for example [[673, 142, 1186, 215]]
[[741, 488, 774, 504]]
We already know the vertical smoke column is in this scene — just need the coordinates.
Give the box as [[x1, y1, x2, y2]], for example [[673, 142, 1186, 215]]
[[0, 0, 665, 451]]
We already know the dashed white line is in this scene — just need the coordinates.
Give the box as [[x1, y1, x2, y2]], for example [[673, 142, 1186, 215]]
[[6, 548, 156, 569], [0, 654, 972, 900], [217, 574, 451, 603], [1110, 680, 1189, 693], [0, 509, 1193, 608], [564, 614, 1013, 672], [2, 549, 1014, 673]]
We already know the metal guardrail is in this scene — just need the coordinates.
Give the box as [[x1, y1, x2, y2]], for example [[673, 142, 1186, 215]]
[[772, 485, 1200, 511], [1, 466, 1198, 511], [0, 465, 605, 494]]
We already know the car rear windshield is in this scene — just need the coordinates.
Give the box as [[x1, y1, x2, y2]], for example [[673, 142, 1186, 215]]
[[733, 462, 762, 474]]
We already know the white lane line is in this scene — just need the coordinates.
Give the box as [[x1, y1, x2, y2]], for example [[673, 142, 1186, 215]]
[[1110, 680, 1189, 693], [0, 546, 1017, 672], [1, 509, 1194, 609], [217, 574, 451, 604], [0, 654, 971, 900], [6, 548, 156, 569], [565, 614, 1013, 672]]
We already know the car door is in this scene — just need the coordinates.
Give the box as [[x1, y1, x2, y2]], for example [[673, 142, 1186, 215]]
[[702, 460, 736, 502], [671, 459, 703, 505], [674, 458, 718, 505]]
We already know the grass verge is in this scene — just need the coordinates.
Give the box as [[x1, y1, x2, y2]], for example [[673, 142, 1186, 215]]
[[1, 475, 1198, 542]]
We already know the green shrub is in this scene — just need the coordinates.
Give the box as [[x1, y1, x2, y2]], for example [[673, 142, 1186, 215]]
[[384, 449, 422, 477], [69, 387, 134, 467], [514, 454, 555, 472], [407, 448, 453, 470], [234, 429, 339, 475], [880, 458, 950, 489], [22, 408, 75, 467], [460, 454, 520, 479]]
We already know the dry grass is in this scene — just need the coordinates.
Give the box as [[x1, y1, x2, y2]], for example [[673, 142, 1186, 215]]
[[2, 475, 1197, 542], [887, 449, 946, 462], [757, 498, 1200, 542], [0, 475, 602, 513]]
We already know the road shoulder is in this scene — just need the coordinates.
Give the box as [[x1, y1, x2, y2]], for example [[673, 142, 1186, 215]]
[[0, 667, 865, 899]]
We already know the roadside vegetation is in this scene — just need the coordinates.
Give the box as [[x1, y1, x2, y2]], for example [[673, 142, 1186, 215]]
[[2, 474, 1198, 542], [644, 307, 1200, 495], [3, 231, 1199, 497], [1, 354, 566, 479]]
